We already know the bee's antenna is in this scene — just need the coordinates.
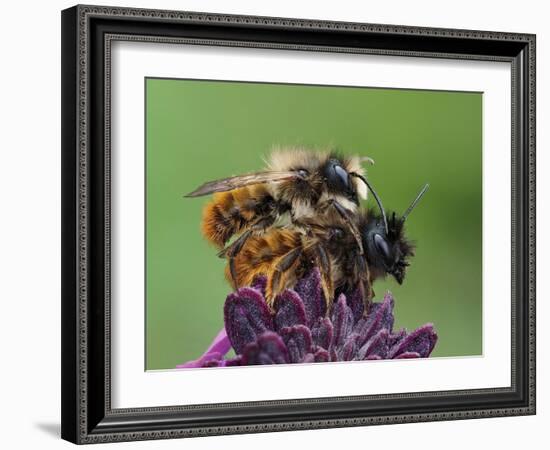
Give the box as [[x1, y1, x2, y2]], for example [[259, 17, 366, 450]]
[[350, 172, 388, 234], [359, 156, 375, 165], [401, 184, 429, 223]]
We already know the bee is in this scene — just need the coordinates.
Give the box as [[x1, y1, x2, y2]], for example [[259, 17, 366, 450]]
[[225, 184, 429, 309], [222, 210, 361, 306], [185, 148, 378, 283]]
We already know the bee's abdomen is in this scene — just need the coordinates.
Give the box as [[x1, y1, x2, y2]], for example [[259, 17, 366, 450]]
[[201, 185, 273, 248], [225, 229, 302, 291]]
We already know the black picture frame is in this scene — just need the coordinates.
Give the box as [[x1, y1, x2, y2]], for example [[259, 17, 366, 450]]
[[61, 4, 536, 444]]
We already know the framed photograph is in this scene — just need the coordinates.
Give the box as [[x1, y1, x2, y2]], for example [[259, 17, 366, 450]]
[[61, 4, 536, 444]]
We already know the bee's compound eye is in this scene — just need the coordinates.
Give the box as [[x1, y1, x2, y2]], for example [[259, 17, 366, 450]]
[[333, 164, 350, 189], [324, 160, 350, 192], [297, 169, 309, 178], [373, 233, 392, 262]]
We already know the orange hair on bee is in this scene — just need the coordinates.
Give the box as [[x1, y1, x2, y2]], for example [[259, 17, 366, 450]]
[[200, 185, 272, 249], [225, 229, 304, 305], [201, 192, 236, 249]]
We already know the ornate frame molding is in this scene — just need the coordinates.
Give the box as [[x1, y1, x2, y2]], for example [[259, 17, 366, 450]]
[[61, 4, 535, 444]]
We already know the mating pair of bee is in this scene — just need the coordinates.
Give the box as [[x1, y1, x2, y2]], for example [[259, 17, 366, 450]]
[[186, 148, 428, 309]]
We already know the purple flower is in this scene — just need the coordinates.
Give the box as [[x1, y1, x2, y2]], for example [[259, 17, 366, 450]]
[[177, 269, 437, 368], [175, 328, 235, 368]]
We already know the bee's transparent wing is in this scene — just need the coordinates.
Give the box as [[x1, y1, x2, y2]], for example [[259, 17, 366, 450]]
[[185, 171, 299, 197]]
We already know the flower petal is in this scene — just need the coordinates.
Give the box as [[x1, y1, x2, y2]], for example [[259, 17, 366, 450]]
[[314, 348, 330, 362], [357, 329, 390, 359], [355, 292, 395, 348], [251, 275, 268, 297], [224, 287, 274, 354], [224, 356, 243, 366], [389, 323, 438, 358], [205, 327, 232, 356], [389, 328, 407, 348], [280, 325, 313, 363], [311, 317, 333, 350], [341, 334, 358, 361], [344, 285, 366, 324], [241, 332, 289, 365], [331, 294, 354, 347], [273, 289, 307, 331], [176, 351, 223, 369], [394, 352, 421, 359], [175, 327, 231, 369], [202, 357, 224, 367], [294, 268, 326, 326]]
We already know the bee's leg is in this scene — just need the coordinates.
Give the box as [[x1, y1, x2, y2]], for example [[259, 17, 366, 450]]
[[218, 215, 275, 259], [312, 243, 333, 308], [328, 200, 365, 256], [267, 247, 303, 308], [227, 255, 239, 290], [219, 215, 276, 288], [352, 251, 374, 307], [363, 281, 374, 310], [217, 229, 251, 259], [218, 229, 252, 289]]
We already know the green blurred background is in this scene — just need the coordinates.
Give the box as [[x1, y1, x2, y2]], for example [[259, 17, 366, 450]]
[[145, 78, 482, 370]]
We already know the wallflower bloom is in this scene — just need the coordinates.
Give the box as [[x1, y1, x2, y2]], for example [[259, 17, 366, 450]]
[[177, 269, 437, 368]]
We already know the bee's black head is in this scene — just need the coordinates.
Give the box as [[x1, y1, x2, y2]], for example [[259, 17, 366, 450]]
[[361, 212, 414, 284], [359, 183, 428, 284]]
